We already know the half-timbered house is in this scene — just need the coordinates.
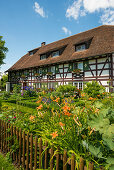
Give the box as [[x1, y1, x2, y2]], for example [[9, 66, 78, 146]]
[[7, 25, 114, 92]]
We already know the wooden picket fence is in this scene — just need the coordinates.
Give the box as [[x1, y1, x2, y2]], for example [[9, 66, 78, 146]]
[[0, 119, 95, 170]]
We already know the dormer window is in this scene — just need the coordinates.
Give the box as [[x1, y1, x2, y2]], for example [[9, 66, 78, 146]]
[[76, 44, 86, 52], [40, 54, 47, 60], [29, 51, 34, 56], [52, 51, 59, 57]]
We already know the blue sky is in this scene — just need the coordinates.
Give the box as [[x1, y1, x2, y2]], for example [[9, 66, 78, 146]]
[[0, 0, 114, 73]]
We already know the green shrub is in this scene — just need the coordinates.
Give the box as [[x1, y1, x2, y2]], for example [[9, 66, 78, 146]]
[[2, 91, 10, 100], [56, 85, 77, 94], [13, 84, 21, 94], [83, 81, 105, 98]]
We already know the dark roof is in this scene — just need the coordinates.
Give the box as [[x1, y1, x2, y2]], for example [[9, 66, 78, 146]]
[[7, 25, 114, 71]]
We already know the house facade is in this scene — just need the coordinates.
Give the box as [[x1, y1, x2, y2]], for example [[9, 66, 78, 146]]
[[7, 25, 114, 92]]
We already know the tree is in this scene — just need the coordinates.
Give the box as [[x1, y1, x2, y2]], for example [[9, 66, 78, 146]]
[[0, 74, 8, 90], [0, 36, 8, 66]]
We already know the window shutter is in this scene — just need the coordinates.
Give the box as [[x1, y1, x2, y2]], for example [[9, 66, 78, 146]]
[[55, 65, 59, 73], [83, 61, 89, 71]]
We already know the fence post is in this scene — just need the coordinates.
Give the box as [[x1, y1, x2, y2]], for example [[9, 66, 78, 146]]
[[19, 128, 22, 165], [8, 123, 10, 152], [80, 157, 84, 170], [3, 121, 6, 153], [50, 146, 54, 170], [71, 153, 75, 170], [22, 130, 25, 169], [26, 132, 29, 170], [0, 119, 2, 149], [45, 141, 48, 169], [13, 126, 16, 161], [16, 127, 19, 163], [6, 122, 8, 152], [89, 162, 94, 170], [1, 120, 3, 152], [56, 147, 59, 170], [39, 138, 42, 169], [34, 136, 38, 170], [63, 150, 67, 170], [30, 134, 33, 170]]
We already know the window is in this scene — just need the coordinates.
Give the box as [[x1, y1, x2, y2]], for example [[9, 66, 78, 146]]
[[76, 44, 86, 52], [51, 66, 55, 73], [29, 51, 34, 56], [40, 54, 46, 60], [52, 51, 59, 57]]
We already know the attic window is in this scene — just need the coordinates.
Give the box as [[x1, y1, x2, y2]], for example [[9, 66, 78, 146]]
[[29, 51, 34, 56], [40, 54, 47, 60], [75, 44, 86, 52], [52, 51, 59, 57]]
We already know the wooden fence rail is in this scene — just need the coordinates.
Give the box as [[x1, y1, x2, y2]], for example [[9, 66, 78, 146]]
[[0, 119, 95, 170]]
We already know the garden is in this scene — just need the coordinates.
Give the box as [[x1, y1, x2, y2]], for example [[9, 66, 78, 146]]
[[0, 81, 114, 170]]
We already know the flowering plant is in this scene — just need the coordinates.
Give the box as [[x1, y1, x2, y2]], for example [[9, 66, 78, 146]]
[[72, 68, 81, 73]]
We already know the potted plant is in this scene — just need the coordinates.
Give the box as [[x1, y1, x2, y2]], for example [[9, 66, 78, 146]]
[[72, 68, 81, 73], [21, 74, 26, 78], [34, 73, 40, 76], [46, 72, 53, 75]]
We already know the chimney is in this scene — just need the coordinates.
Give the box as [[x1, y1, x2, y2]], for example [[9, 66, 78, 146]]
[[41, 42, 46, 47]]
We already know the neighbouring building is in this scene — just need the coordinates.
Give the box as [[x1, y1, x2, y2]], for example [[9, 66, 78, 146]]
[[7, 25, 114, 92]]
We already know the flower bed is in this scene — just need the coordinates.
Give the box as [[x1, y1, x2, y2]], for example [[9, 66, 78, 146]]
[[0, 83, 114, 169]]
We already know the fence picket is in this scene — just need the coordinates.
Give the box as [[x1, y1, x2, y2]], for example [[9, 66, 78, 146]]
[[10, 125, 13, 159], [80, 157, 84, 170], [0, 120, 2, 149], [3, 122, 6, 152], [19, 128, 22, 165], [30, 134, 33, 170], [13, 126, 16, 161], [34, 136, 38, 170], [39, 138, 42, 169], [63, 150, 67, 170], [44, 141, 48, 169], [71, 153, 75, 170], [26, 132, 29, 170], [56, 147, 59, 170], [16, 127, 19, 163], [89, 162, 94, 170], [50, 147, 54, 170], [6, 122, 8, 152], [1, 120, 3, 152], [22, 131, 25, 169]]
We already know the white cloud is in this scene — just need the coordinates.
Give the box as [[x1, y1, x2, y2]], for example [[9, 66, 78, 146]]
[[34, 2, 46, 18], [100, 9, 114, 25], [62, 27, 72, 35], [83, 0, 114, 13], [66, 0, 114, 25], [66, 0, 83, 20]]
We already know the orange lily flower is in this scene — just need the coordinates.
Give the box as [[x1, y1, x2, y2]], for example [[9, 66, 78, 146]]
[[29, 115, 35, 121], [53, 97, 60, 103], [64, 112, 72, 117], [59, 122, 65, 127], [37, 104, 43, 110], [50, 131, 58, 139]]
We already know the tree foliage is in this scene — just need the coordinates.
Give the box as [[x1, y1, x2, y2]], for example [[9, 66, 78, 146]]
[[0, 74, 8, 90], [0, 36, 8, 66]]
